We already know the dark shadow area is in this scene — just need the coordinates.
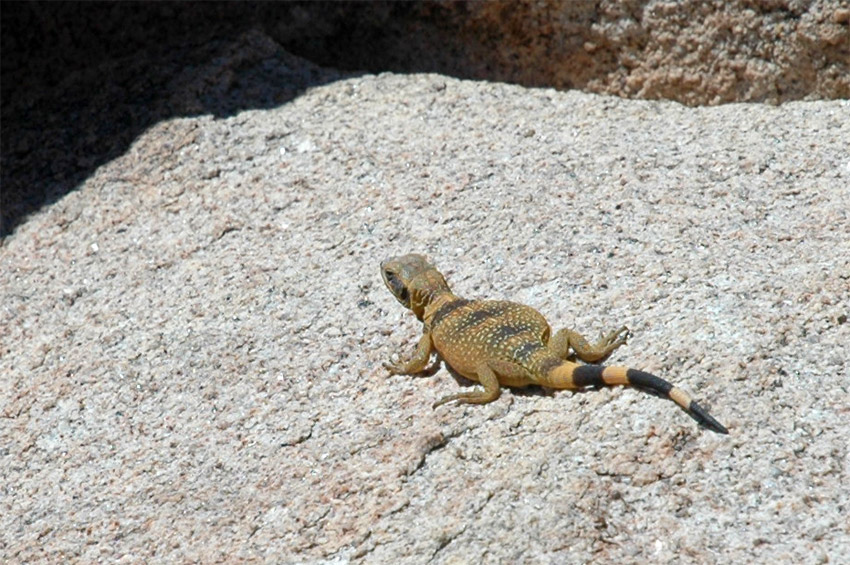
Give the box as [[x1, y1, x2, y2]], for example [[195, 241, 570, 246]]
[[0, 2, 426, 236]]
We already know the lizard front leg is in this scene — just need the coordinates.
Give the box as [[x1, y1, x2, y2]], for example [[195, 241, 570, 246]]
[[548, 326, 630, 363], [384, 333, 433, 375]]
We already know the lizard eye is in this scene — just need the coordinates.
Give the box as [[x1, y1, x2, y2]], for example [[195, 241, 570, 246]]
[[384, 271, 410, 304]]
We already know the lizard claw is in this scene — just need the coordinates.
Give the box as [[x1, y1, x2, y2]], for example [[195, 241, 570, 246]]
[[600, 326, 630, 348]]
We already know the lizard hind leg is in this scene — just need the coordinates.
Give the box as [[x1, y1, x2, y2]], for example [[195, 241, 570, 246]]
[[433, 361, 501, 408], [548, 326, 630, 363], [433, 360, 528, 408]]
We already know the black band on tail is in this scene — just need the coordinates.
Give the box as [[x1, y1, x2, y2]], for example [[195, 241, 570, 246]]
[[625, 369, 674, 396], [572, 365, 606, 387], [570, 365, 729, 434]]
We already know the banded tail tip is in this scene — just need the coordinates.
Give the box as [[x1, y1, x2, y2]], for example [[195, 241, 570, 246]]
[[554, 364, 729, 434], [689, 401, 729, 434]]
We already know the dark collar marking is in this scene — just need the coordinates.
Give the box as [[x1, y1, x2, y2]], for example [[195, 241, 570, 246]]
[[429, 299, 472, 329]]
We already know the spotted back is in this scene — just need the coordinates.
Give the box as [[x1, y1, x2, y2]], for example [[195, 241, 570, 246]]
[[429, 299, 552, 381]]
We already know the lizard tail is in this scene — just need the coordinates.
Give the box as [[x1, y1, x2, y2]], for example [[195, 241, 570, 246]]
[[544, 362, 729, 434]]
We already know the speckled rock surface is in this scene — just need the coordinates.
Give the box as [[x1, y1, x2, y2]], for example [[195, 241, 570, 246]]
[[2, 48, 849, 563], [418, 0, 850, 105]]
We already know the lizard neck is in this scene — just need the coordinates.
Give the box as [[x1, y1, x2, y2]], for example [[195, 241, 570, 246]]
[[407, 267, 455, 320], [421, 292, 464, 324]]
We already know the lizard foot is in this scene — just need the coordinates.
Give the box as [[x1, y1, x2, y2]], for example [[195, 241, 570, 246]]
[[596, 326, 630, 352]]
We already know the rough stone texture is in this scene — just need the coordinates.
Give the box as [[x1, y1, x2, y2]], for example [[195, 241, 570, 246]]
[[3, 1, 848, 235], [2, 31, 849, 563], [417, 0, 850, 105]]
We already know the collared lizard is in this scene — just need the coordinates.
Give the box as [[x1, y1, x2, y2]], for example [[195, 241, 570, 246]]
[[381, 253, 728, 434]]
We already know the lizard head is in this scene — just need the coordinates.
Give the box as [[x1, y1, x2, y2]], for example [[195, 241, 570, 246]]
[[381, 254, 451, 320]]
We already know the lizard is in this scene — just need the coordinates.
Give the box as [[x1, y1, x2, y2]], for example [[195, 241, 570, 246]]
[[380, 253, 728, 434]]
